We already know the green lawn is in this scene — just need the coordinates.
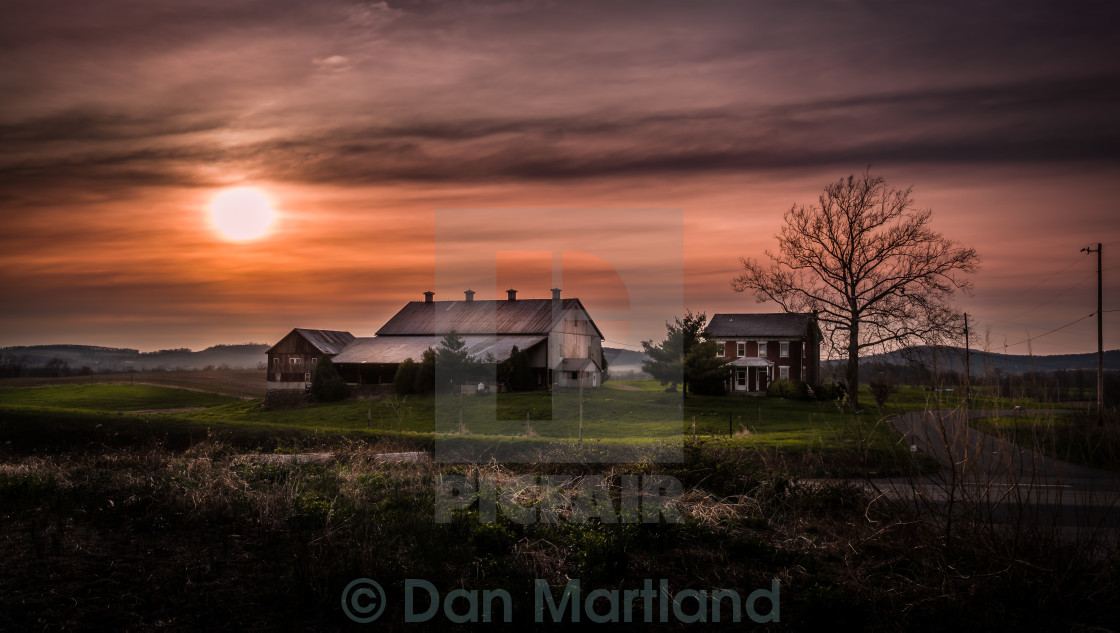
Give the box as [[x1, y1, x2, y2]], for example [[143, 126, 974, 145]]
[[0, 384, 241, 410], [0, 380, 931, 475]]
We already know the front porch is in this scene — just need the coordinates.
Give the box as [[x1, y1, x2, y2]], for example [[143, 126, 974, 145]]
[[725, 356, 774, 395]]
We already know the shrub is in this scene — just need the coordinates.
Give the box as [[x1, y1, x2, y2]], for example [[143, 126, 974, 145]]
[[811, 381, 842, 401], [766, 379, 810, 399], [310, 357, 348, 402], [869, 382, 893, 407], [393, 358, 419, 395]]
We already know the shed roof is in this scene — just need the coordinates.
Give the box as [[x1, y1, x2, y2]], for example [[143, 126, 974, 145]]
[[559, 357, 601, 373], [331, 335, 548, 365], [267, 328, 355, 355], [705, 313, 818, 339], [376, 298, 603, 338]]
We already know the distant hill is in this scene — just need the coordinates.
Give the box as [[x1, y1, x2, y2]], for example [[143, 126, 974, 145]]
[[604, 347, 651, 377], [826, 345, 1120, 375], [0, 343, 269, 373]]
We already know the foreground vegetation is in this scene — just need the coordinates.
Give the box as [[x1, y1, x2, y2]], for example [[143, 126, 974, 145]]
[[2, 378, 1117, 629], [1, 437, 1116, 631]]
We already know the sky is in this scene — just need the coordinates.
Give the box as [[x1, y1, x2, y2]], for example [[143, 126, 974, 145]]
[[1, 0, 1118, 357]]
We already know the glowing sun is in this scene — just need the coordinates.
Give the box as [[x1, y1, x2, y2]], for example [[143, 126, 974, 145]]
[[209, 187, 276, 241]]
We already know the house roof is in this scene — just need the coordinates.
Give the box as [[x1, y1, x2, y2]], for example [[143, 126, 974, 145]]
[[375, 298, 604, 339], [267, 328, 355, 354], [728, 356, 773, 367], [331, 335, 548, 365], [705, 313, 819, 339]]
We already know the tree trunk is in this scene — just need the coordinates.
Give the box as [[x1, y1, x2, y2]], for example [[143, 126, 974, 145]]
[[847, 320, 860, 409]]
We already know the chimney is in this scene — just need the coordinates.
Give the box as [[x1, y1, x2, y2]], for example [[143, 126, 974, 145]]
[[464, 289, 476, 302], [506, 288, 517, 302], [551, 288, 562, 301], [423, 291, 434, 304]]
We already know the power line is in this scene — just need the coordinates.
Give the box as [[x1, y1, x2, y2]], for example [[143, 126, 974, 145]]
[[999, 312, 1096, 350]]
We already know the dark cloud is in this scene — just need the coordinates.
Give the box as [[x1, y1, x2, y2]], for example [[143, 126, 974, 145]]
[[2, 0, 1118, 348]]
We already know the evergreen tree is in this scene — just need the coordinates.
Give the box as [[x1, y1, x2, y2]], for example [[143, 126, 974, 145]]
[[414, 348, 436, 394], [393, 358, 419, 395], [310, 356, 348, 402]]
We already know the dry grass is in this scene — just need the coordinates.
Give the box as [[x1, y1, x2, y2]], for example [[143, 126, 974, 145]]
[[2, 420, 1118, 630]]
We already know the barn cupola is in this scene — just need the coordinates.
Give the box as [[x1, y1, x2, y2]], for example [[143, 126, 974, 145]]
[[464, 289, 476, 302], [551, 288, 562, 301], [423, 291, 434, 304], [506, 288, 517, 301]]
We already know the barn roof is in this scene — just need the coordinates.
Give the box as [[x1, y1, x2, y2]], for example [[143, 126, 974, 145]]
[[704, 313, 819, 339], [331, 335, 548, 365], [266, 328, 356, 355], [375, 298, 604, 338]]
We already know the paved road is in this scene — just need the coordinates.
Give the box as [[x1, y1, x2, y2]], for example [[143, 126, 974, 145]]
[[853, 410, 1120, 530]]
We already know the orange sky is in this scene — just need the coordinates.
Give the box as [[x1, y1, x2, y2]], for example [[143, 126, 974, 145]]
[[1, 1, 1117, 356]]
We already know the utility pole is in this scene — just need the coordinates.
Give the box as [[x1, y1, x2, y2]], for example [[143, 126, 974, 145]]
[[963, 313, 970, 404], [1081, 243, 1104, 426]]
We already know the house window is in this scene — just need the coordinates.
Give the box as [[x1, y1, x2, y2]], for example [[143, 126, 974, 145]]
[[716, 343, 725, 358], [272, 357, 279, 367], [312, 357, 318, 365], [571, 371, 580, 380], [290, 357, 302, 367], [780, 341, 789, 358], [736, 342, 745, 357], [304, 372, 311, 382], [779, 366, 790, 380], [736, 370, 746, 387], [758, 342, 767, 357]]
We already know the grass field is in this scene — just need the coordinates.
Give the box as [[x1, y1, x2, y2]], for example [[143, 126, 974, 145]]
[[0, 384, 242, 411], [0, 370, 266, 398], [0, 378, 929, 475], [0, 376, 1094, 475], [971, 411, 1120, 472]]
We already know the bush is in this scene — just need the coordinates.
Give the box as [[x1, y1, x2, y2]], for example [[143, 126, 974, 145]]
[[393, 358, 419, 395], [310, 357, 348, 402], [811, 381, 842, 401], [766, 379, 810, 399], [869, 382, 892, 406]]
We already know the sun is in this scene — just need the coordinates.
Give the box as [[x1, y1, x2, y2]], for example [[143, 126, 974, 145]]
[[209, 187, 276, 241]]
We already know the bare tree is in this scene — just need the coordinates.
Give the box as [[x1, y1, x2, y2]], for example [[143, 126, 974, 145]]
[[732, 172, 979, 407]]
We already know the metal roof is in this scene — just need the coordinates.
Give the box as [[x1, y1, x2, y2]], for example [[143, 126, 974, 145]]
[[559, 357, 601, 372], [267, 328, 355, 354], [728, 356, 773, 367], [331, 335, 548, 365], [704, 313, 818, 339], [375, 298, 604, 338]]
